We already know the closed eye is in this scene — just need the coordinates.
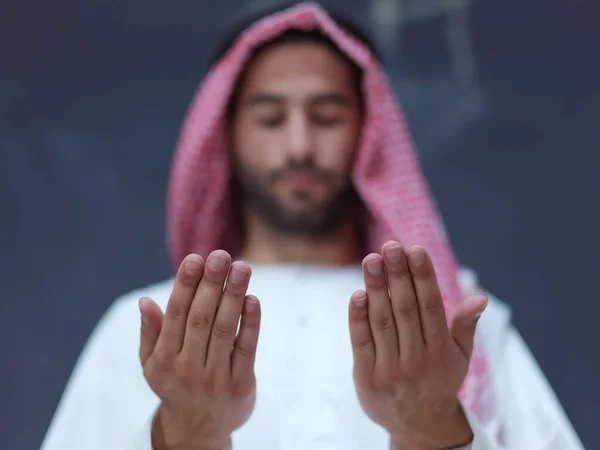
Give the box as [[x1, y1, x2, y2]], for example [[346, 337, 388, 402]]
[[312, 116, 343, 127], [257, 115, 285, 127]]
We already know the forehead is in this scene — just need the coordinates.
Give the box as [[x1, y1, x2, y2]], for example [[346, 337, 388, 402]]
[[237, 41, 358, 99]]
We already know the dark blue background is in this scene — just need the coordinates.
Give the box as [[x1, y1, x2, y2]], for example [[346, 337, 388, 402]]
[[2, 1, 598, 448]]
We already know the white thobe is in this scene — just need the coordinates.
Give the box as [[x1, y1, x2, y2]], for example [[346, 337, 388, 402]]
[[41, 265, 585, 449]]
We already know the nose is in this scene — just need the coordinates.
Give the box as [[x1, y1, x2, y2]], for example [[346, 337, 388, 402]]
[[286, 111, 313, 160]]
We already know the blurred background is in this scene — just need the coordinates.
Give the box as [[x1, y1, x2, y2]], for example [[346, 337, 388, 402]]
[[1, 0, 599, 448]]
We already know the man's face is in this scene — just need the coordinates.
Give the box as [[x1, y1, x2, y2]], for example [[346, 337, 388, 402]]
[[230, 40, 363, 236]]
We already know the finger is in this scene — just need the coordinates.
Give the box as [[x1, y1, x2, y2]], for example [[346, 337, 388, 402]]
[[139, 297, 164, 366], [382, 241, 425, 358], [156, 254, 204, 353], [231, 295, 262, 383], [450, 295, 488, 358], [181, 250, 231, 364], [363, 254, 399, 363], [348, 290, 375, 374], [407, 246, 449, 347], [205, 261, 251, 373]]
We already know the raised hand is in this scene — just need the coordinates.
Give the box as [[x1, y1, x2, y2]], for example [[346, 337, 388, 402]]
[[138, 251, 261, 450], [348, 241, 487, 450]]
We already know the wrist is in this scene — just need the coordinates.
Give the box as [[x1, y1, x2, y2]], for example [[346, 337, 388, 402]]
[[391, 401, 473, 450], [152, 405, 231, 450]]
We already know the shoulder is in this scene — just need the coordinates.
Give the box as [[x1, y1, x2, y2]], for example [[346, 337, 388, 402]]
[[108, 278, 175, 318], [90, 278, 176, 347], [71, 278, 177, 376]]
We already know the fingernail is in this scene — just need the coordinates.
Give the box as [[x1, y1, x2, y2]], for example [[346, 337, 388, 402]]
[[353, 296, 367, 308], [184, 255, 203, 276], [245, 299, 258, 313], [408, 248, 426, 267], [475, 296, 488, 314], [366, 259, 382, 276], [208, 253, 227, 271], [230, 265, 249, 284], [469, 295, 488, 320], [384, 245, 404, 263]]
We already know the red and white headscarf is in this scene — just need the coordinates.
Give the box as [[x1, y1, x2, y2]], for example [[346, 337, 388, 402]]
[[167, 1, 496, 423]]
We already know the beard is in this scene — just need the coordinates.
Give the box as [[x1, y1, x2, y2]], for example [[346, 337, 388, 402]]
[[232, 158, 361, 237]]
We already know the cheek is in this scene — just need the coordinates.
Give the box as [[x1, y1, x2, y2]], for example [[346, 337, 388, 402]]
[[315, 125, 360, 171]]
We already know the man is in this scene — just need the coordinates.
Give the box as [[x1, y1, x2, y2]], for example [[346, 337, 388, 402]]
[[42, 2, 584, 449]]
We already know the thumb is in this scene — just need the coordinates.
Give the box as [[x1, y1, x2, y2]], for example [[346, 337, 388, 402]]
[[139, 297, 164, 366], [449, 294, 488, 359]]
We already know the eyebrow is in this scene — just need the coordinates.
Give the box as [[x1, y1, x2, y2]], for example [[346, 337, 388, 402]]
[[247, 92, 351, 107]]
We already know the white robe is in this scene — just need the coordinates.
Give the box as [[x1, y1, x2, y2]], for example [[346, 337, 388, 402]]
[[41, 265, 585, 449]]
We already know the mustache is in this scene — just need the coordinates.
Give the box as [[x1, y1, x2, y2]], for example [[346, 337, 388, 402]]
[[267, 161, 334, 184]]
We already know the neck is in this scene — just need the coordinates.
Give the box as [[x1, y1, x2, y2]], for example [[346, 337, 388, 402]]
[[240, 211, 362, 266]]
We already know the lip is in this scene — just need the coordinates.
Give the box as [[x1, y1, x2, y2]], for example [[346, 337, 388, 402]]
[[279, 171, 324, 189]]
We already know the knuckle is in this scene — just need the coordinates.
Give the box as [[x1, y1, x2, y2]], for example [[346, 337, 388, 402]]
[[395, 303, 419, 320], [374, 315, 395, 331], [352, 336, 373, 352], [212, 321, 234, 340], [233, 342, 255, 358], [241, 313, 259, 328], [166, 302, 186, 320], [232, 377, 255, 398], [423, 299, 443, 314], [188, 310, 212, 330], [153, 348, 174, 371]]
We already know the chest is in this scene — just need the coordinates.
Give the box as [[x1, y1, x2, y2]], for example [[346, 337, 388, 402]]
[[253, 276, 356, 403], [233, 270, 389, 448]]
